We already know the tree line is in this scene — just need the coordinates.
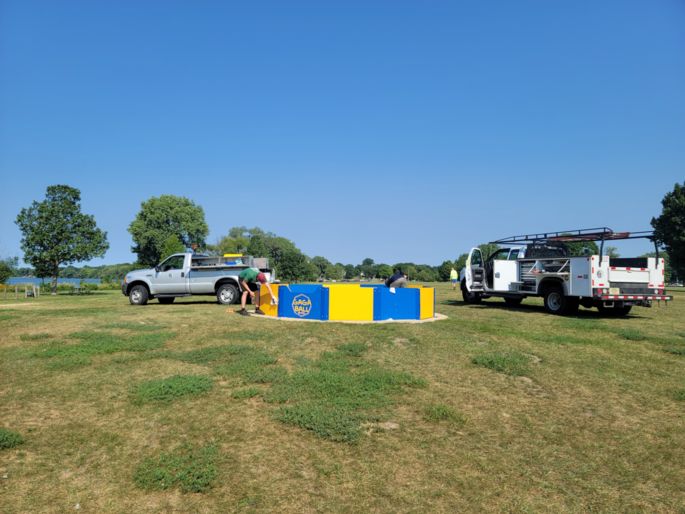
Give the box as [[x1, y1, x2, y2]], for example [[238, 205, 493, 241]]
[[6, 182, 685, 292]]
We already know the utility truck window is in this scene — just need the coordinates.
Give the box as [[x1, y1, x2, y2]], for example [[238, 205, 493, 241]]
[[159, 256, 184, 272], [472, 251, 482, 266]]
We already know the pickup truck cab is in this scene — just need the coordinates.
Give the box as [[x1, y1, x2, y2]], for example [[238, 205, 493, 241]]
[[122, 252, 272, 306]]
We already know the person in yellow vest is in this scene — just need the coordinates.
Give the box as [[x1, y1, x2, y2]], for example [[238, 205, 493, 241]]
[[450, 267, 459, 290]]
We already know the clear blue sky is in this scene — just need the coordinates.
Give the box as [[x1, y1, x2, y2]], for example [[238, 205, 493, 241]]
[[1, 1, 683, 266]]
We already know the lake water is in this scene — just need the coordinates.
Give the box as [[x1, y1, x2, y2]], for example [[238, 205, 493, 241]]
[[7, 277, 102, 285]]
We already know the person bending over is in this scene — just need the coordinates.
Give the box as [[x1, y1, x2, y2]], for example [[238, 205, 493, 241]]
[[238, 267, 275, 316]]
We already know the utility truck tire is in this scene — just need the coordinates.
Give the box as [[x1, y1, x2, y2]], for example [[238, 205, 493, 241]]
[[542, 285, 574, 315], [217, 283, 239, 305], [129, 285, 149, 306], [158, 297, 175, 304], [461, 279, 482, 304], [504, 297, 523, 307]]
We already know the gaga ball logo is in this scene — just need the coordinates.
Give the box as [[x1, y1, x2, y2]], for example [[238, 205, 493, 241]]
[[292, 294, 312, 317]]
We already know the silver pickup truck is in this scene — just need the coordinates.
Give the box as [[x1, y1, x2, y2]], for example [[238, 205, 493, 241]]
[[121, 252, 272, 305]]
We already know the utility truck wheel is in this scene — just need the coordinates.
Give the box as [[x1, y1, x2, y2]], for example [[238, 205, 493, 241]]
[[158, 297, 175, 304], [504, 297, 523, 307], [461, 279, 482, 304], [129, 285, 149, 306], [217, 283, 239, 305], [542, 285, 573, 315]]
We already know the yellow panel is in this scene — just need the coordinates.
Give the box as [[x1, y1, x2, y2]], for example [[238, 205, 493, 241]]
[[325, 284, 374, 321], [419, 287, 435, 319], [258, 283, 282, 317], [223, 253, 243, 257]]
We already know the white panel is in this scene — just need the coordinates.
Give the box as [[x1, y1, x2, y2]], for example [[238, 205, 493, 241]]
[[569, 257, 591, 296], [493, 260, 518, 291]]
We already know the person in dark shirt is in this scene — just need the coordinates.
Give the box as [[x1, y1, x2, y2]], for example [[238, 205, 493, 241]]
[[385, 269, 408, 288]]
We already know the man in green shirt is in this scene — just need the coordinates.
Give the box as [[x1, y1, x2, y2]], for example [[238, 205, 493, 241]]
[[238, 267, 276, 316], [450, 268, 459, 290]]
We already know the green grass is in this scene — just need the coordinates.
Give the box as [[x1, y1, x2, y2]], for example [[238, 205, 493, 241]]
[[663, 346, 685, 356], [132, 375, 213, 403], [265, 347, 425, 443], [32, 331, 174, 360], [0, 428, 24, 449], [134, 444, 218, 493], [424, 404, 467, 426], [2, 287, 685, 512], [472, 351, 532, 376], [231, 387, 261, 399], [616, 328, 647, 341]]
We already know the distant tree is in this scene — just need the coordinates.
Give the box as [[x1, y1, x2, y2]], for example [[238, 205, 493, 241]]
[[359, 258, 376, 279], [160, 234, 186, 260], [0, 257, 17, 284], [15, 185, 109, 294], [375, 264, 393, 280], [565, 240, 599, 257], [641, 252, 672, 283], [604, 246, 620, 258], [454, 253, 468, 272], [652, 182, 685, 281], [244, 230, 316, 281], [478, 243, 500, 260], [325, 263, 345, 281], [311, 256, 332, 278], [128, 195, 208, 266], [343, 264, 356, 279], [437, 260, 454, 281]]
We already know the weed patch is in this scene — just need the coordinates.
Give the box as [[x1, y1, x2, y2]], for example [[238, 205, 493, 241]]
[[617, 329, 646, 341], [175, 344, 254, 365], [265, 347, 425, 443], [134, 444, 218, 493], [101, 322, 166, 331], [672, 389, 685, 401], [45, 355, 92, 371], [472, 351, 531, 376], [663, 347, 685, 356], [132, 375, 213, 403], [424, 404, 467, 426], [336, 342, 368, 357], [19, 333, 54, 341], [232, 387, 261, 399], [0, 428, 24, 449], [33, 331, 174, 359]]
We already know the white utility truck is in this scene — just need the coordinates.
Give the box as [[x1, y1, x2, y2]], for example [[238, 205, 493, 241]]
[[461, 228, 671, 316], [122, 253, 273, 306]]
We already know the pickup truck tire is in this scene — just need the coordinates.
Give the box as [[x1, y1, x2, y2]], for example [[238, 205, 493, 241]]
[[461, 279, 482, 304], [129, 285, 149, 306], [542, 285, 576, 315], [158, 297, 175, 304], [216, 283, 239, 305]]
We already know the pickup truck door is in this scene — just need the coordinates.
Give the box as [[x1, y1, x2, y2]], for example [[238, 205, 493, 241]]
[[154, 255, 189, 295], [465, 248, 484, 292]]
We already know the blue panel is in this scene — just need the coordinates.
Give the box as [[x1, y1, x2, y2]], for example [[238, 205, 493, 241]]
[[277, 285, 329, 320], [372, 287, 420, 320]]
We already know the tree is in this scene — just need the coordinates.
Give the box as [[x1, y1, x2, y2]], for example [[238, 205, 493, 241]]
[[359, 258, 375, 279], [604, 246, 620, 258], [344, 264, 357, 279], [326, 263, 346, 281], [652, 182, 685, 282], [565, 240, 599, 257], [0, 257, 17, 284], [128, 195, 208, 266], [454, 253, 468, 272], [160, 234, 186, 260], [375, 264, 393, 280], [437, 260, 454, 281], [478, 243, 500, 260], [311, 256, 332, 278], [15, 185, 109, 293]]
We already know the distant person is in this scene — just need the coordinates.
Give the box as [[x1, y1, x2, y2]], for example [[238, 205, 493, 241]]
[[385, 269, 408, 289], [450, 267, 459, 290], [238, 267, 275, 316]]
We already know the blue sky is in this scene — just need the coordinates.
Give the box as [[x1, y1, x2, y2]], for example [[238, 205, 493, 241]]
[[1, 1, 683, 266]]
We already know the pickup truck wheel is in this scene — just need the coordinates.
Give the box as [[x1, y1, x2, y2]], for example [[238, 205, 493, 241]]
[[158, 297, 175, 304], [543, 285, 569, 315], [129, 285, 149, 306], [504, 297, 523, 307], [461, 279, 482, 304], [217, 283, 239, 305]]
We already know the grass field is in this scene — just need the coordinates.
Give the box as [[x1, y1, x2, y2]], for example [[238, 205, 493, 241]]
[[1, 285, 684, 513]]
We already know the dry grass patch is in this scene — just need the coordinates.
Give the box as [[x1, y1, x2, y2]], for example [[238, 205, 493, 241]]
[[134, 444, 218, 493]]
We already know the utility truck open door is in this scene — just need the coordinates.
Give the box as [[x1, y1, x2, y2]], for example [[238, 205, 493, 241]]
[[465, 248, 484, 292]]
